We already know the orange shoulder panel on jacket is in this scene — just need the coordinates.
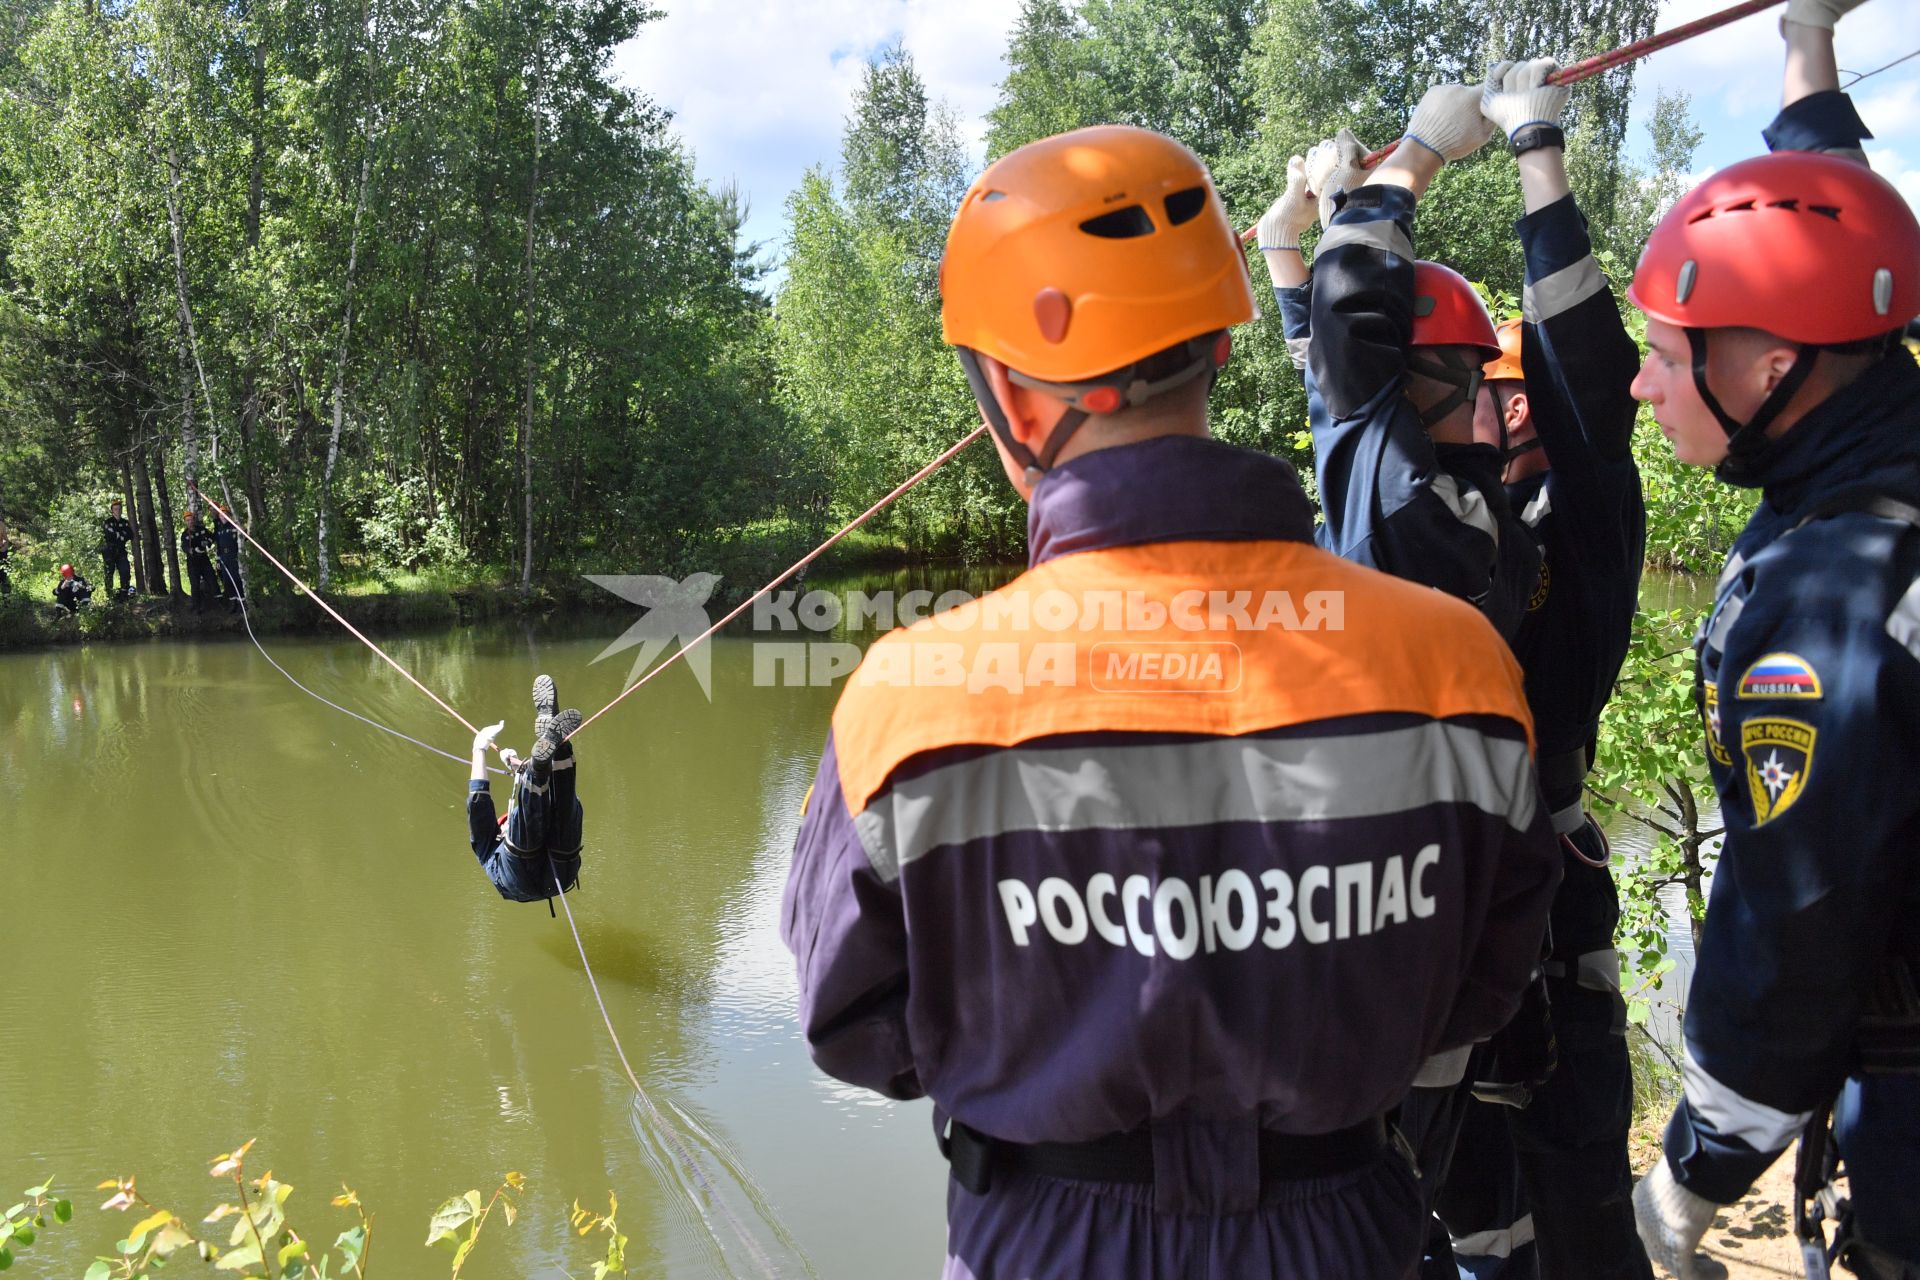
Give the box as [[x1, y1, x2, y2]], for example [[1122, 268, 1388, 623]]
[[832, 539, 1534, 813]]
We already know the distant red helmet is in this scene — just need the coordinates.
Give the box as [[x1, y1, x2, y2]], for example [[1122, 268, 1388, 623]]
[[1629, 151, 1920, 345], [1411, 261, 1501, 361], [60, 564, 74, 578]]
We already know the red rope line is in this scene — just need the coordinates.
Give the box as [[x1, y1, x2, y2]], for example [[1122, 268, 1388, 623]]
[[191, 485, 484, 739], [1238, 0, 1787, 242], [563, 422, 989, 743]]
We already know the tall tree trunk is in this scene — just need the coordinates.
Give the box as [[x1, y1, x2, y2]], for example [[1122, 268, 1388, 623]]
[[163, 143, 205, 509], [319, 142, 375, 589], [132, 444, 164, 593], [121, 456, 146, 595], [517, 75, 543, 595], [238, 33, 269, 541], [153, 445, 182, 598]]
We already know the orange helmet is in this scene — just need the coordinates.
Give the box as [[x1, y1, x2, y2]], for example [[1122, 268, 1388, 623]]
[[1484, 318, 1525, 383], [940, 126, 1255, 478], [941, 125, 1255, 383]]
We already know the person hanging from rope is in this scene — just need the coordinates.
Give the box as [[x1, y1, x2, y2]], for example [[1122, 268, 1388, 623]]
[[53, 563, 94, 614], [466, 675, 585, 906], [1393, 56, 1653, 1280], [783, 123, 1562, 1280], [180, 509, 219, 613], [100, 499, 135, 600], [1257, 81, 1542, 644], [1622, 4, 1920, 1280], [212, 506, 243, 605]]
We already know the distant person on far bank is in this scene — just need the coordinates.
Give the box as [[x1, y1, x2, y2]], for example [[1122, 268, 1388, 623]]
[[213, 507, 243, 604], [101, 499, 134, 599], [180, 509, 218, 612], [53, 564, 93, 614], [0, 516, 12, 595]]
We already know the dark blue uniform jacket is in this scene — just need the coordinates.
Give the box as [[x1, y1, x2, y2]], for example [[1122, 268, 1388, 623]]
[[1665, 95, 1920, 1262], [1278, 184, 1541, 643], [1504, 195, 1646, 973], [466, 778, 581, 903]]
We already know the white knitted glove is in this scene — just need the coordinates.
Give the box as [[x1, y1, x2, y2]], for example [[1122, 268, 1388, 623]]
[[1257, 156, 1316, 250], [1632, 1160, 1729, 1280], [1482, 57, 1570, 141], [1783, 0, 1869, 30], [1403, 81, 1496, 163], [473, 720, 506, 753], [1304, 129, 1371, 227]]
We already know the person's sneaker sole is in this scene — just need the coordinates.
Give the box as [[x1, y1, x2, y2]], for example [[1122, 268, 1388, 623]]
[[531, 733, 558, 764], [532, 674, 558, 718], [548, 709, 583, 744]]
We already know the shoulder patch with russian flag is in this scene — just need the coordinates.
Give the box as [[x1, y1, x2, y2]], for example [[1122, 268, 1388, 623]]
[[1737, 652, 1822, 700]]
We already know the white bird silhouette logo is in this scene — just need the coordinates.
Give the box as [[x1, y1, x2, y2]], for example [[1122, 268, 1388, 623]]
[[585, 573, 722, 698]]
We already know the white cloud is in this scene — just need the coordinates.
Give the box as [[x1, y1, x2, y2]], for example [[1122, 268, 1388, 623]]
[[1634, 0, 1920, 122], [1864, 146, 1920, 217], [612, 0, 1021, 255]]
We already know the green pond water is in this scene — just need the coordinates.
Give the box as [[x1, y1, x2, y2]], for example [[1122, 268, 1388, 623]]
[[0, 568, 1716, 1278]]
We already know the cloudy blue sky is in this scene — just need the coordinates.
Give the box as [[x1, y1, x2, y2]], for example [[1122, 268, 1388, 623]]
[[610, 0, 1920, 266]]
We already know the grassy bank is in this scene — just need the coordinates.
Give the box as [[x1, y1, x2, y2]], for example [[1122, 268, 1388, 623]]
[[0, 521, 996, 652]]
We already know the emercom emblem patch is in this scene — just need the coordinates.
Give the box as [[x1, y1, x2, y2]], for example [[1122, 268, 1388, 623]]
[[1703, 681, 1731, 767], [1737, 652, 1823, 700], [1741, 717, 1815, 826]]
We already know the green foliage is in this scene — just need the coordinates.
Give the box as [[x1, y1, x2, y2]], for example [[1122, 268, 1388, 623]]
[[0, 1177, 72, 1272], [567, 1195, 629, 1280], [62, 1143, 617, 1278], [773, 47, 1021, 562], [1589, 607, 1724, 1019], [0, 0, 802, 591]]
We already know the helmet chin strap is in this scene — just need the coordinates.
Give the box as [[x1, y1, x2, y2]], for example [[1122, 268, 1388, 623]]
[[1405, 350, 1486, 430], [956, 348, 1086, 485], [956, 336, 1223, 484], [1504, 436, 1543, 464], [1686, 327, 1820, 482]]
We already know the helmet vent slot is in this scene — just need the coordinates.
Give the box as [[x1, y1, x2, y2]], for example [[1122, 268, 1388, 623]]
[[1808, 203, 1843, 221], [1164, 186, 1207, 226], [1080, 205, 1155, 239], [1767, 199, 1798, 210], [981, 190, 1008, 203], [1725, 199, 1757, 213]]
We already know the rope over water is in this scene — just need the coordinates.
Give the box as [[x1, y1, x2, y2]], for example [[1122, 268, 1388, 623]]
[[194, 423, 986, 1278]]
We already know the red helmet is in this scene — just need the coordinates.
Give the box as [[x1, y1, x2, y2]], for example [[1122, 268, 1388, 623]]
[[60, 564, 74, 578], [1629, 151, 1920, 345], [1411, 261, 1501, 361]]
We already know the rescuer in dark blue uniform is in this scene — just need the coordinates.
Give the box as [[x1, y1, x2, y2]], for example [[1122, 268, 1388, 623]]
[[212, 507, 243, 603], [1412, 56, 1652, 1280], [1628, 7, 1920, 1278], [100, 499, 134, 599], [1259, 83, 1541, 645], [0, 516, 13, 595], [466, 675, 585, 906], [53, 563, 93, 614], [180, 510, 218, 612]]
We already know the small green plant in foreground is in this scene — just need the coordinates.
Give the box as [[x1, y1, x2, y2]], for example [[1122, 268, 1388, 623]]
[[10, 1138, 624, 1278], [2, 1176, 75, 1269]]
